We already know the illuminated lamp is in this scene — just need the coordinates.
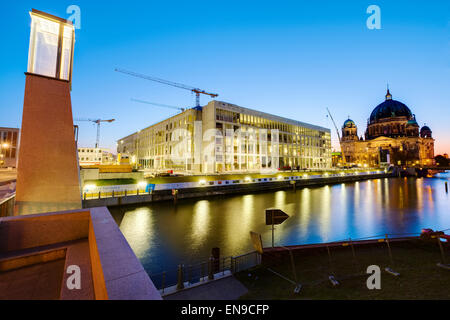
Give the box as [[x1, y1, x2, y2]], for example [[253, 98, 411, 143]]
[[27, 9, 75, 82], [138, 181, 147, 188]]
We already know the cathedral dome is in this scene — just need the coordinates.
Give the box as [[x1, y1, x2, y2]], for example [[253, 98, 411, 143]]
[[369, 90, 412, 123], [343, 119, 356, 128], [420, 125, 432, 138]]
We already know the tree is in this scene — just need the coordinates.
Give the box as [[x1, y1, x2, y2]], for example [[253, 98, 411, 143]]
[[434, 155, 449, 167]]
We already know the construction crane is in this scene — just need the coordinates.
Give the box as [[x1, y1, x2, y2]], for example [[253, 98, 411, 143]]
[[131, 98, 185, 112], [115, 68, 219, 107], [74, 118, 115, 148], [326, 108, 346, 164]]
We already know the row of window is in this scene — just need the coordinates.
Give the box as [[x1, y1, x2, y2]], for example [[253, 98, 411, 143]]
[[216, 108, 328, 137], [0, 131, 19, 147], [0, 148, 16, 159], [80, 157, 101, 161], [79, 149, 101, 153]]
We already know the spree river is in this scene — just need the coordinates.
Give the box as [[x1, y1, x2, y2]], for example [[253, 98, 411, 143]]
[[109, 173, 450, 275]]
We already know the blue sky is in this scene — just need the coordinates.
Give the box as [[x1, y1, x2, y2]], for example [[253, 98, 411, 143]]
[[1, 0, 449, 154]]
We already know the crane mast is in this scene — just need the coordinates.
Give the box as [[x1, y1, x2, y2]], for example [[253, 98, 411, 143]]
[[74, 118, 115, 148], [326, 108, 346, 164]]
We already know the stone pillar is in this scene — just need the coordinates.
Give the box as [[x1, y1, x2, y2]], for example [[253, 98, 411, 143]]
[[15, 74, 82, 215]]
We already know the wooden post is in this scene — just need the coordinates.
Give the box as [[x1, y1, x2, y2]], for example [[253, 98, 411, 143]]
[[201, 262, 205, 280], [208, 257, 214, 280], [349, 238, 359, 272], [385, 234, 394, 265], [350, 238, 356, 260], [212, 247, 220, 273], [437, 236, 447, 265], [445, 182, 448, 193], [222, 257, 226, 275], [271, 210, 275, 248], [231, 257, 235, 274], [326, 245, 334, 274], [172, 189, 178, 205], [288, 249, 298, 284], [188, 265, 192, 284], [176, 264, 184, 290]]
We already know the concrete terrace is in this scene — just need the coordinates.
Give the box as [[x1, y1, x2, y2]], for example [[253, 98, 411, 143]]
[[0, 207, 161, 300], [164, 275, 249, 300]]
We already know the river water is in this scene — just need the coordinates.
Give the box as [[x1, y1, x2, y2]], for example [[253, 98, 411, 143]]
[[109, 173, 450, 275]]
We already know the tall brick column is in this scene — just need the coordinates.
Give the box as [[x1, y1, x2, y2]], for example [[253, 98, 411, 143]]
[[15, 73, 81, 215]]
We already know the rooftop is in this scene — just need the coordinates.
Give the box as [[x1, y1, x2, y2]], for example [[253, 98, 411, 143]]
[[215, 100, 331, 133]]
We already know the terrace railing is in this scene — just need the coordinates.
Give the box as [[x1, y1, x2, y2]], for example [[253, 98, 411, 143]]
[[150, 251, 261, 295], [0, 194, 15, 217]]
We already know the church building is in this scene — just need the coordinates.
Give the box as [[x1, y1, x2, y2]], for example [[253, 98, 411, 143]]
[[341, 89, 434, 167]]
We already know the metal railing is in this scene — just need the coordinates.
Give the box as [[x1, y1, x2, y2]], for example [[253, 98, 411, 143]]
[[149, 229, 448, 296], [257, 230, 450, 290], [0, 193, 15, 217], [83, 189, 151, 200], [233, 251, 262, 273], [150, 251, 261, 294]]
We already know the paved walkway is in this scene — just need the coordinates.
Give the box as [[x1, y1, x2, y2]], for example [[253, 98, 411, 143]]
[[0, 169, 16, 184], [0, 182, 15, 202], [0, 170, 16, 202], [0, 259, 65, 300], [164, 276, 248, 300]]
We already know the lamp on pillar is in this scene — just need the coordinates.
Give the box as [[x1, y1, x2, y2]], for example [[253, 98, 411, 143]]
[[27, 9, 75, 84], [15, 9, 81, 215]]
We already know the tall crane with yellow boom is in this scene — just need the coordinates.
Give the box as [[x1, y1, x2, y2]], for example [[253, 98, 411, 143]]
[[115, 68, 219, 107]]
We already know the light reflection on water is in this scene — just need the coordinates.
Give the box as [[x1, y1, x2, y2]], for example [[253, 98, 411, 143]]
[[109, 174, 450, 275]]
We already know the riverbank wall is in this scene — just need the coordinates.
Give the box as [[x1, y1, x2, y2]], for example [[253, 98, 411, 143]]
[[83, 172, 393, 208]]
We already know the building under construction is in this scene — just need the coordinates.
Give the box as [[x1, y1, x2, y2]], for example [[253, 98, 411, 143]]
[[117, 101, 332, 174]]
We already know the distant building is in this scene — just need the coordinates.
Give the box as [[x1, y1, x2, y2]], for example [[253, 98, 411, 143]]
[[0, 127, 20, 168], [444, 153, 449, 159], [331, 151, 343, 167], [117, 100, 332, 174], [77, 147, 116, 166], [341, 89, 434, 167]]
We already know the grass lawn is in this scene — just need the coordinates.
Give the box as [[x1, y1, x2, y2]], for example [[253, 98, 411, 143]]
[[84, 178, 137, 186], [235, 240, 450, 300]]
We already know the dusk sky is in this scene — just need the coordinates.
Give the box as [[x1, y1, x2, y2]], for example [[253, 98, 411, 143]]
[[1, 1, 449, 154]]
